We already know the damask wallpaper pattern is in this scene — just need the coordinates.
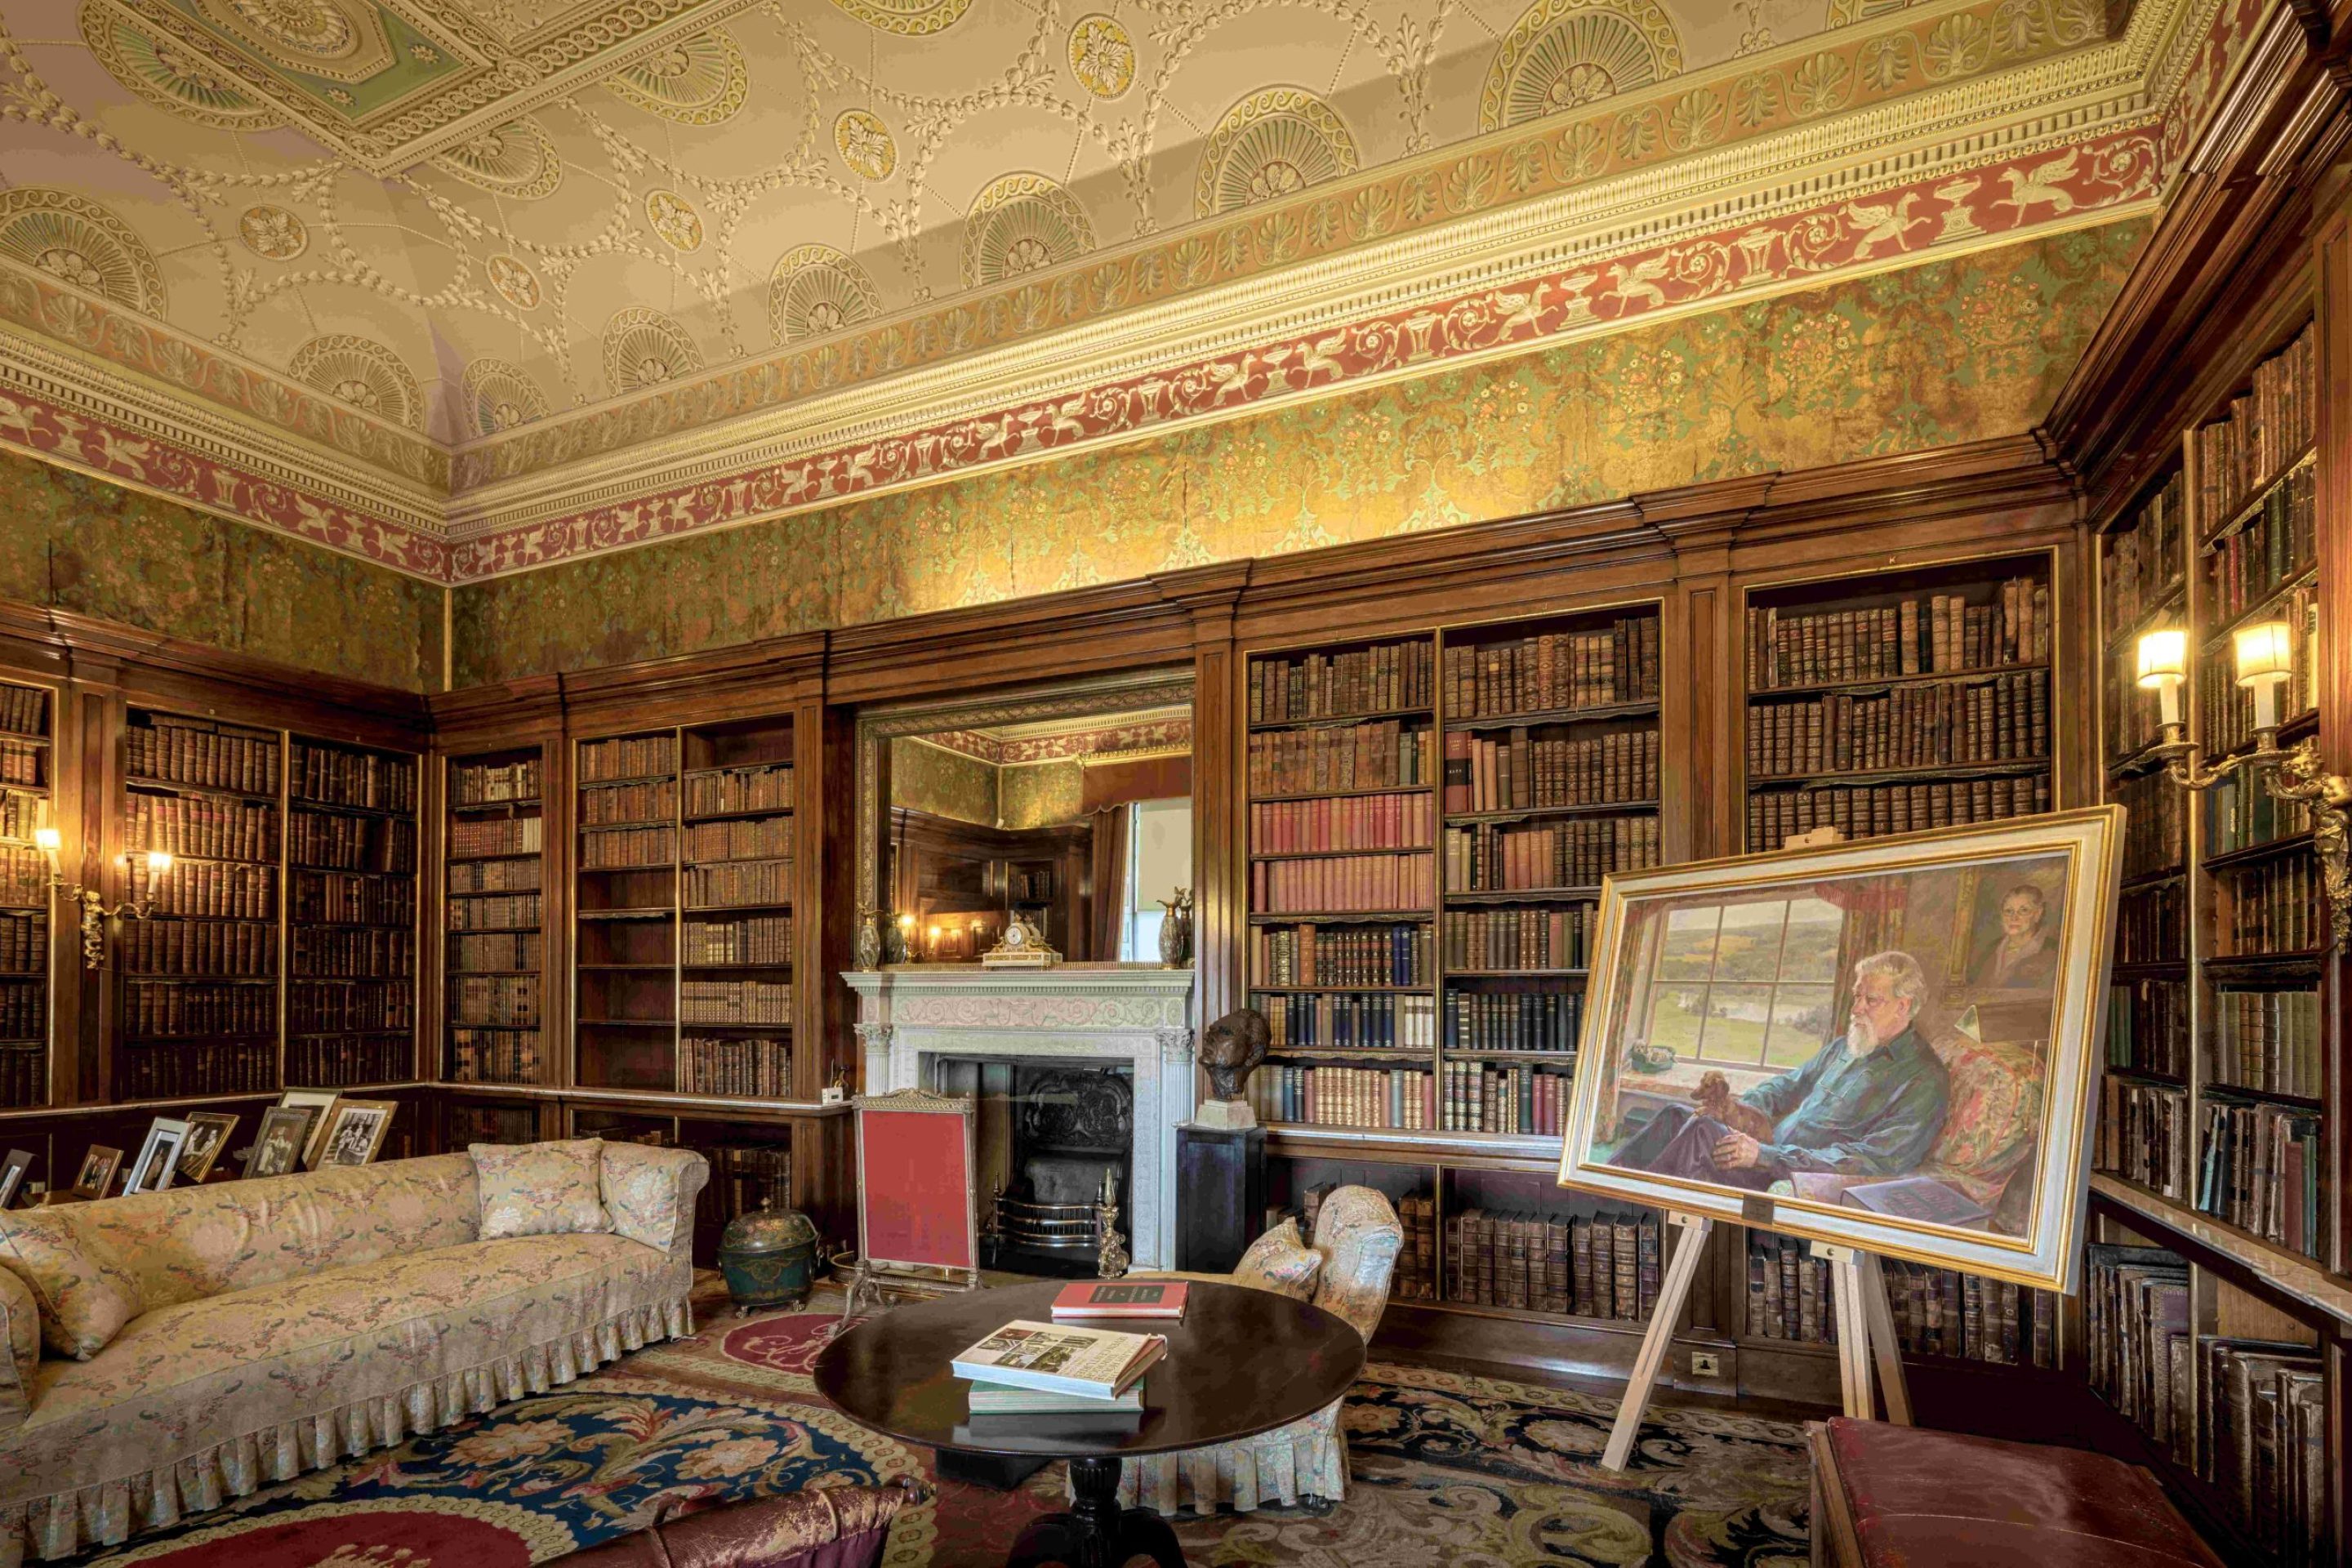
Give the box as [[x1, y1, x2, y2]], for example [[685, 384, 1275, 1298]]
[[0, 448, 443, 689], [450, 217, 2146, 685], [889, 738, 996, 826]]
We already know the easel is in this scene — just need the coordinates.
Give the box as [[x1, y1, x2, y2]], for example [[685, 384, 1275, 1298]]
[[1600, 1215, 1913, 1471], [1600, 824, 1911, 1472]]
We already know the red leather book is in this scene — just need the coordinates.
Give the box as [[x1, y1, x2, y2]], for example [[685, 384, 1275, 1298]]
[[1052, 1281, 1188, 1320]]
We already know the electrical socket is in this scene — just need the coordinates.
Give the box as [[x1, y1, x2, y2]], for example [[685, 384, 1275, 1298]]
[[1690, 1352, 1722, 1378]]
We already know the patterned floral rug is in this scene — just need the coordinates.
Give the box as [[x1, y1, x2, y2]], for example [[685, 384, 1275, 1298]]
[[81, 1284, 1811, 1567]]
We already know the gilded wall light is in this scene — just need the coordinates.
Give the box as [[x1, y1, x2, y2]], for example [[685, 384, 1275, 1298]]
[[33, 827, 169, 969], [2136, 621, 2350, 933]]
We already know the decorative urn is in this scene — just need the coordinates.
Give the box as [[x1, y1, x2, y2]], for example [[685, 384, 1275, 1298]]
[[716, 1200, 821, 1315]]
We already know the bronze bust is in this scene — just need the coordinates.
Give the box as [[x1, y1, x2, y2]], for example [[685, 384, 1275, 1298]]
[[1198, 1008, 1270, 1104]]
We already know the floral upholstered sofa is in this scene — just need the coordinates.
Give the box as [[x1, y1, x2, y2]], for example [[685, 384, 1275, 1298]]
[[0, 1140, 707, 1561]]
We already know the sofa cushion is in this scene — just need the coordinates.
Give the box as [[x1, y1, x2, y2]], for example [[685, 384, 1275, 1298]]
[[601, 1141, 688, 1250], [473, 1141, 614, 1240], [0, 1212, 144, 1361], [92, 1153, 479, 1312], [1233, 1219, 1321, 1302]]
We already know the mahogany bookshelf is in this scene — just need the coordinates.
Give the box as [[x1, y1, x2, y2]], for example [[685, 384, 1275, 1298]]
[[444, 746, 546, 1088], [287, 734, 419, 1089], [0, 679, 51, 1110]]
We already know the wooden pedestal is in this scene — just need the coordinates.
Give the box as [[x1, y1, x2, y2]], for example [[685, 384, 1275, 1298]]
[[1174, 1124, 1266, 1273]]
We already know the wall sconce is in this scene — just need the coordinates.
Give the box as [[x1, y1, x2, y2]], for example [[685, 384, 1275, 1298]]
[[33, 827, 170, 969], [2136, 621, 2350, 933]]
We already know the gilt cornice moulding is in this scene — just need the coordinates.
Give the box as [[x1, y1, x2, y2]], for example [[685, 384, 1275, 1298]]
[[0, 0, 2288, 586]]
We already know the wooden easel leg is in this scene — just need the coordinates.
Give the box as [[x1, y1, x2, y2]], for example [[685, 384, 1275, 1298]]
[[1811, 1243, 1912, 1424], [1601, 1212, 1712, 1473], [1854, 1251, 1912, 1426], [1812, 1241, 1873, 1419]]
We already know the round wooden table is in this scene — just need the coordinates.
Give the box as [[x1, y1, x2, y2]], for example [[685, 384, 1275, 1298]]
[[813, 1279, 1366, 1568]]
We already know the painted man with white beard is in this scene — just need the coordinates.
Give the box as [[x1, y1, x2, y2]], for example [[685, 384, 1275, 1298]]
[[1605, 951, 1953, 1192]]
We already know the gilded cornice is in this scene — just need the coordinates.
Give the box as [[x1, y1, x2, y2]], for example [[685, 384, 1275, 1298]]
[[0, 0, 2285, 586]]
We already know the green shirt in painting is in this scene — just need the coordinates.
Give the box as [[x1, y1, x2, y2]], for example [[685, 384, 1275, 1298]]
[[1738, 1025, 1951, 1178]]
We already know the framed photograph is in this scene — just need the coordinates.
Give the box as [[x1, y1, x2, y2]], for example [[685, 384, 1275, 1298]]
[[123, 1119, 191, 1195], [314, 1100, 395, 1169], [1557, 808, 2123, 1293], [177, 1112, 239, 1183], [278, 1090, 341, 1169], [245, 1107, 315, 1178], [71, 1144, 122, 1199], [0, 1149, 33, 1209]]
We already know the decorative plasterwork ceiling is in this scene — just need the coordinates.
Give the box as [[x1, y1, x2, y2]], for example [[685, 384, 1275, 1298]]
[[0, 0, 2283, 582], [925, 706, 1194, 765]]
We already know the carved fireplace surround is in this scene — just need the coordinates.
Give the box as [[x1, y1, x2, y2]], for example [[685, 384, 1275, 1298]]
[[845, 964, 1196, 1269]]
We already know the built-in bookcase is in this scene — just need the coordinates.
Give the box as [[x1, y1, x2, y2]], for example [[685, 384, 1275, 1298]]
[[1740, 557, 2055, 851], [120, 708, 283, 1099], [287, 737, 418, 1088], [2088, 318, 2333, 1566], [574, 715, 795, 1098], [445, 747, 545, 1087], [0, 679, 51, 1108]]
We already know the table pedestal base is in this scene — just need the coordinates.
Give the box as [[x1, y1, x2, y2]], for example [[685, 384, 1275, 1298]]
[[1005, 1456, 1183, 1568]]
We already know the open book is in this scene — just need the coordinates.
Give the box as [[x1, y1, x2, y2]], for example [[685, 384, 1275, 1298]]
[[950, 1320, 1168, 1401]]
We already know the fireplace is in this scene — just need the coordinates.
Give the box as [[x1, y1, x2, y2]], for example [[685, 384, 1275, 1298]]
[[844, 964, 1195, 1269], [932, 1057, 1133, 1277]]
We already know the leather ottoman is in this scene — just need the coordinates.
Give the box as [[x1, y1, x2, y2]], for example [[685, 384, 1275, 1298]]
[[1807, 1418, 2225, 1568]]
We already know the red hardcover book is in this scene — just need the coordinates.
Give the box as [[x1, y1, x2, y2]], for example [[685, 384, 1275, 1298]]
[[1052, 1281, 1190, 1320]]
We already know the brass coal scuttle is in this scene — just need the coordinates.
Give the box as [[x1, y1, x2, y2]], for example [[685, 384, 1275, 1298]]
[[717, 1200, 821, 1314]]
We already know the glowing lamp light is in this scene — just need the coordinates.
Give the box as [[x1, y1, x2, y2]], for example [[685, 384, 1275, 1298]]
[[2135, 629, 2189, 731], [144, 851, 172, 876], [2234, 619, 2296, 734], [32, 827, 59, 853]]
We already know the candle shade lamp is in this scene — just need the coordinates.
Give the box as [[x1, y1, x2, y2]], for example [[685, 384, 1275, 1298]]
[[33, 828, 170, 969], [2135, 623, 2350, 937]]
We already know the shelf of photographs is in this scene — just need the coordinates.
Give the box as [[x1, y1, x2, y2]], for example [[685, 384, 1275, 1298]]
[[119, 707, 284, 1102], [445, 746, 546, 1089], [0, 677, 51, 1109]]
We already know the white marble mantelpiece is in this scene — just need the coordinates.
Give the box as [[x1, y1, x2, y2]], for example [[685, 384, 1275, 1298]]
[[844, 964, 1196, 1269]]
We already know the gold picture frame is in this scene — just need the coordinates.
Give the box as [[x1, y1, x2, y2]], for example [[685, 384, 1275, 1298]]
[[314, 1100, 396, 1169], [1557, 808, 2123, 1293], [177, 1112, 239, 1183]]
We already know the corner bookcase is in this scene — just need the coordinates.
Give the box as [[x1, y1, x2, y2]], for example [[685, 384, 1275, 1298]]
[[444, 746, 546, 1089], [2087, 318, 2336, 1566]]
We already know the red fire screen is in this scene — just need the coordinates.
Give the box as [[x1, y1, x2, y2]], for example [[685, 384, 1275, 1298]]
[[857, 1098, 975, 1272]]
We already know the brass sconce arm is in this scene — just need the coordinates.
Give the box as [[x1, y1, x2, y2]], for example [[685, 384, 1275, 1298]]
[[2267, 737, 2352, 938]]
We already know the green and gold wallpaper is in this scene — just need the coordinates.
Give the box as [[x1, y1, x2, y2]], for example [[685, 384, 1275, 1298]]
[[452, 220, 2147, 686], [0, 448, 444, 690], [997, 763, 1086, 831], [889, 739, 996, 826]]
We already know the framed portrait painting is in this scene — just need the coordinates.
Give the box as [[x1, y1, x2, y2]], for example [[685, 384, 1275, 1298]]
[[1557, 808, 2123, 1293]]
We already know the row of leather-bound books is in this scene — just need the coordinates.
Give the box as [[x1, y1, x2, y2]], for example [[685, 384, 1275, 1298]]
[[2096, 1078, 2191, 1199], [1250, 852, 1432, 914], [0, 913, 45, 973], [451, 816, 541, 856], [449, 858, 540, 893], [2216, 854, 2324, 956], [1249, 793, 1431, 853], [1447, 1207, 1660, 1321], [1249, 639, 1433, 724], [308, 929, 421, 979], [121, 918, 274, 977], [451, 758, 540, 805], [1245, 721, 1434, 795], [2100, 470, 2186, 642], [1747, 670, 2048, 778], [118, 1039, 274, 1098], [2105, 977, 2189, 1078], [127, 716, 278, 794], [448, 893, 541, 931], [2196, 1101, 2321, 1261], [1744, 1233, 2057, 1367], [288, 813, 415, 873], [684, 764, 791, 818], [2087, 1241, 2327, 1564], [452, 974, 538, 1027], [0, 686, 43, 737], [1441, 816, 1659, 891], [1441, 618, 1661, 718], [287, 1035, 408, 1088], [287, 979, 412, 1032], [1746, 577, 2051, 692], [1250, 989, 1433, 1050], [127, 793, 274, 861], [1443, 728, 1657, 811], [580, 734, 676, 782], [1249, 921, 1428, 987], [683, 915, 792, 965], [2194, 320, 2316, 525], [291, 743, 415, 813], [682, 1036, 791, 1098], [1746, 775, 2051, 849], [2115, 880, 2187, 964], [291, 869, 413, 926], [449, 1027, 540, 1085]]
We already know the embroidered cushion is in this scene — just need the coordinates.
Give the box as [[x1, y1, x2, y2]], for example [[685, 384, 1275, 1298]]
[[0, 1209, 145, 1361], [1233, 1218, 1322, 1302], [600, 1141, 687, 1250], [470, 1141, 614, 1241]]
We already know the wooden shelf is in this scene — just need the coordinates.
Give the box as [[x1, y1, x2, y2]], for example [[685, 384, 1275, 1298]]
[[1249, 704, 1432, 733], [1748, 661, 2051, 701], [1443, 800, 1656, 823], [1748, 757, 2047, 791], [1249, 909, 1432, 924], [2195, 444, 2316, 548], [1441, 886, 1602, 903], [2089, 1176, 2351, 1325], [2198, 831, 2314, 871], [1445, 698, 1658, 731], [1249, 783, 1434, 804], [2199, 563, 2319, 652]]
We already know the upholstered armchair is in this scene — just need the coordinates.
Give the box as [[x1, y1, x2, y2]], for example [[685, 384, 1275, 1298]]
[[1780, 1026, 2046, 1233], [1106, 1186, 1401, 1516]]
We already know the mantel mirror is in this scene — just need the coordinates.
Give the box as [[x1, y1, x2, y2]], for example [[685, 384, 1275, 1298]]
[[855, 671, 1195, 965]]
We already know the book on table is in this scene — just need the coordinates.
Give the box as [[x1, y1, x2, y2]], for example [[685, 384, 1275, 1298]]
[[967, 1383, 1145, 1414], [950, 1320, 1167, 1401], [1050, 1280, 1188, 1320]]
